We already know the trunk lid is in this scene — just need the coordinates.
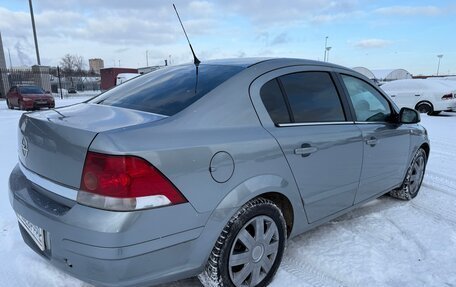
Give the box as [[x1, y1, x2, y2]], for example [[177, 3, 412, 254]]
[[18, 103, 166, 189]]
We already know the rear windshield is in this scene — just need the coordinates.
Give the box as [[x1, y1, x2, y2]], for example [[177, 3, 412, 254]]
[[19, 86, 44, 94], [90, 64, 244, 116]]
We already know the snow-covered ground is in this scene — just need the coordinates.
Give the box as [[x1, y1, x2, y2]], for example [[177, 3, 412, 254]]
[[0, 97, 455, 287]]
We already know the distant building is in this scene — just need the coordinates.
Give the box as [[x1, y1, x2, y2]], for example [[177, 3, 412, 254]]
[[353, 67, 412, 82], [100, 67, 138, 90], [89, 58, 104, 74], [0, 31, 10, 97]]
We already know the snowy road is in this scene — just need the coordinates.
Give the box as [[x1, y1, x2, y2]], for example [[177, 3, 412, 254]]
[[1, 97, 455, 287]]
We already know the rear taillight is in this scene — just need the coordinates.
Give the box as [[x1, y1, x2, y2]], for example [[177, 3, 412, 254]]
[[77, 152, 187, 211], [442, 93, 453, 100]]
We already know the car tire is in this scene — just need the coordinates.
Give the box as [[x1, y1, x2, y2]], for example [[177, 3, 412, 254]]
[[390, 148, 427, 200], [199, 197, 286, 287], [415, 102, 433, 115]]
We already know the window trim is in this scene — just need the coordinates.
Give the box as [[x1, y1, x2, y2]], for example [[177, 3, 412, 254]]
[[277, 121, 354, 127], [276, 78, 295, 123]]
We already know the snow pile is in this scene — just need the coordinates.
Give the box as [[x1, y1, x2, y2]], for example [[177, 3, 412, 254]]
[[0, 99, 455, 287]]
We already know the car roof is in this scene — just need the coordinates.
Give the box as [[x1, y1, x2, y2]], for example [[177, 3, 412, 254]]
[[200, 57, 348, 70]]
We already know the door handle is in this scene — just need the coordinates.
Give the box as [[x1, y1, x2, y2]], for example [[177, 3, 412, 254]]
[[295, 144, 318, 157], [365, 137, 378, 146], [391, 95, 396, 97]]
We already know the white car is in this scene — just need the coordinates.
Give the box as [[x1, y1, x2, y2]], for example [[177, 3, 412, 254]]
[[381, 79, 456, 115], [116, 73, 141, 85]]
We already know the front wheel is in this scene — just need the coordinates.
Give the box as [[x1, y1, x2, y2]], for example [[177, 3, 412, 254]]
[[415, 102, 433, 115], [199, 198, 286, 287], [390, 148, 427, 200]]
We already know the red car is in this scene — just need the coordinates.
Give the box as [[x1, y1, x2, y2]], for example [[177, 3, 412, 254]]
[[6, 85, 55, 110]]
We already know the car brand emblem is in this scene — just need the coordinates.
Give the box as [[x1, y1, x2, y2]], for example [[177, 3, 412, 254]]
[[21, 137, 29, 158]]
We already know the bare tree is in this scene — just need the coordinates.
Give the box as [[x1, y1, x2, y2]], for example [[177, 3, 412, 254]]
[[60, 54, 85, 75], [74, 55, 85, 73]]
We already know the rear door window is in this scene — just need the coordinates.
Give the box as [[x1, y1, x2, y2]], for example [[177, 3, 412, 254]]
[[279, 72, 346, 123], [260, 79, 291, 124], [91, 64, 244, 116]]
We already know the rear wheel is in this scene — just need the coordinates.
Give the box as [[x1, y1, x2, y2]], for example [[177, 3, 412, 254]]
[[390, 148, 427, 200], [199, 198, 286, 287], [415, 102, 433, 115]]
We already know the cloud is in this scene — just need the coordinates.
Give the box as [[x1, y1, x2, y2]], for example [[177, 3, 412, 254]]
[[225, 0, 361, 25], [255, 32, 290, 46], [270, 32, 289, 46], [375, 5, 441, 16], [354, 39, 393, 49]]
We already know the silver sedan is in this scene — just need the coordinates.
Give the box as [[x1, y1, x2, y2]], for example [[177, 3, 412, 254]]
[[9, 58, 429, 287]]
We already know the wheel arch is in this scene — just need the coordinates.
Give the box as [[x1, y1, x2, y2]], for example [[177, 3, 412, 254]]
[[415, 100, 434, 111], [420, 142, 430, 162], [190, 174, 307, 273], [259, 192, 294, 238]]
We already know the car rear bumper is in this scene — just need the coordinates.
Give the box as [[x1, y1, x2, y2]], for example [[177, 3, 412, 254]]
[[8, 164, 209, 287], [433, 99, 456, 112]]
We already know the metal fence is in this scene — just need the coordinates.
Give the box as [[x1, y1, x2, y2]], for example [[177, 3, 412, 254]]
[[0, 66, 101, 98], [49, 67, 101, 94]]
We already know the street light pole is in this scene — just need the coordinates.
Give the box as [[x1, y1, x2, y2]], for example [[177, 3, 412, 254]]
[[437, 54, 443, 76], [146, 50, 149, 66], [324, 36, 328, 62], [326, 47, 332, 62], [28, 0, 41, 65]]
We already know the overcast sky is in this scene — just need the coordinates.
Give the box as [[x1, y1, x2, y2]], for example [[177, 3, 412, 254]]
[[0, 0, 455, 75]]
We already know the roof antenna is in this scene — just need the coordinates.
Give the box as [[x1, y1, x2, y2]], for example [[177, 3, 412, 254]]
[[173, 4, 200, 66]]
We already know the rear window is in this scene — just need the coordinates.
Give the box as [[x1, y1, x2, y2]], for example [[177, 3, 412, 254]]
[[91, 64, 244, 116], [19, 86, 44, 94]]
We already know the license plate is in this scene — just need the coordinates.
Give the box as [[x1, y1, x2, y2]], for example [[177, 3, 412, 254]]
[[17, 214, 45, 251]]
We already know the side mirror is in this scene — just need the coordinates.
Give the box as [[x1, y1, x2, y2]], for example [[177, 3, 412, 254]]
[[399, 107, 420, 124]]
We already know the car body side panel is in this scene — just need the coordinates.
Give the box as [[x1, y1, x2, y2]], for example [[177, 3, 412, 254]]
[[248, 65, 364, 223], [353, 123, 411, 203]]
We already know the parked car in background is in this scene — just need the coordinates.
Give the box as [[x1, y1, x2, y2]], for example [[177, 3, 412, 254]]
[[68, 88, 77, 94], [6, 85, 55, 110], [381, 79, 456, 115], [116, 72, 141, 85], [427, 78, 456, 91], [9, 58, 429, 287]]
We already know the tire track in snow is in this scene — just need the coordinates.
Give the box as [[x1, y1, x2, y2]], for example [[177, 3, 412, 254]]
[[383, 216, 427, 260], [411, 189, 456, 227], [422, 171, 456, 198], [411, 202, 456, 227], [280, 253, 348, 287]]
